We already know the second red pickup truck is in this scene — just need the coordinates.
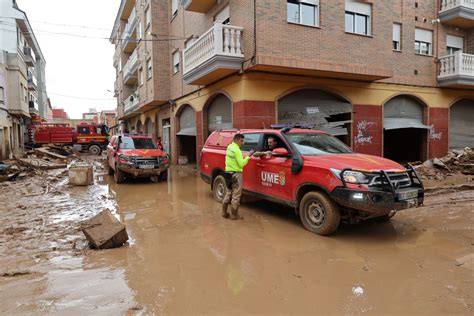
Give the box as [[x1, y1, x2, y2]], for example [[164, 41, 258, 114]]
[[200, 127, 424, 235]]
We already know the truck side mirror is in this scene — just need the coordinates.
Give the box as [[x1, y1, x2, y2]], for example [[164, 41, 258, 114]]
[[272, 148, 290, 157]]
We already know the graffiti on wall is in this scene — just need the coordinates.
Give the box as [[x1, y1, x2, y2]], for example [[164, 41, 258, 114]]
[[354, 120, 376, 146], [429, 125, 443, 141]]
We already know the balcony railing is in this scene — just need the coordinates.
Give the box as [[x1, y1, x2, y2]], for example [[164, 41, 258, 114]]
[[182, 23, 244, 85], [27, 71, 37, 90], [23, 47, 35, 66], [440, 0, 474, 12], [438, 51, 474, 86], [439, 0, 474, 27], [123, 7, 138, 52], [124, 91, 139, 114], [123, 49, 139, 84]]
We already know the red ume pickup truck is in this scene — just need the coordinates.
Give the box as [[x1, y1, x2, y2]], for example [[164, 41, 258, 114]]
[[200, 127, 424, 235]]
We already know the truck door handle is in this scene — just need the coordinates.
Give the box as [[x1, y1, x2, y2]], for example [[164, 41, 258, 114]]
[[256, 163, 265, 167]]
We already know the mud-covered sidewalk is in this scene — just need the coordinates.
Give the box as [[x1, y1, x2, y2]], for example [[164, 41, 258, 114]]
[[0, 155, 473, 315]]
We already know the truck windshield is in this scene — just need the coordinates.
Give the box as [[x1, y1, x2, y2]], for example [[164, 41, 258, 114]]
[[287, 133, 352, 155], [119, 137, 156, 149]]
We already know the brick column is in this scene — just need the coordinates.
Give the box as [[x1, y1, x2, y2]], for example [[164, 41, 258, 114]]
[[233, 100, 276, 129], [428, 107, 449, 159], [352, 104, 383, 156], [196, 111, 203, 165]]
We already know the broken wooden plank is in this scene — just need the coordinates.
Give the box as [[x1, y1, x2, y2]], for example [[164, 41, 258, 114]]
[[17, 157, 67, 170], [81, 210, 128, 249], [35, 147, 68, 160]]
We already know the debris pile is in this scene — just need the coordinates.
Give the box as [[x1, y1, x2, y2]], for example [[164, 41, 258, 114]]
[[414, 147, 474, 180]]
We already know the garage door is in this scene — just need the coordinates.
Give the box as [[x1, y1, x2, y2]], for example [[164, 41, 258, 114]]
[[207, 94, 232, 132], [384, 96, 430, 130], [278, 89, 352, 136], [177, 105, 196, 136], [450, 99, 474, 149]]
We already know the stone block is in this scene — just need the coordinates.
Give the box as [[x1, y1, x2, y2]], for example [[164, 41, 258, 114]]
[[81, 210, 128, 249]]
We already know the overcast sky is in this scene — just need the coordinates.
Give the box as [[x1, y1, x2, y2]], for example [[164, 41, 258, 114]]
[[17, 0, 119, 119]]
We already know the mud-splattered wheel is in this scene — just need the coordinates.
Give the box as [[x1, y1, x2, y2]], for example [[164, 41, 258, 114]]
[[114, 165, 125, 183], [299, 191, 340, 235], [212, 175, 228, 203], [88, 145, 102, 155]]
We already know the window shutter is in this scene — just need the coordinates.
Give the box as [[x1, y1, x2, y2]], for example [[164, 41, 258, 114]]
[[447, 35, 463, 50], [415, 28, 432, 44], [393, 23, 401, 42], [345, 0, 371, 16]]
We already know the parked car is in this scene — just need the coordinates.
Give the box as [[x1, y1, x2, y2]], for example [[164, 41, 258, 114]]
[[200, 127, 424, 235], [107, 134, 170, 183]]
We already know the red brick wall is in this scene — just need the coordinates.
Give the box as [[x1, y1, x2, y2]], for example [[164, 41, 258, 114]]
[[428, 107, 448, 159], [233, 100, 276, 129], [352, 104, 383, 157]]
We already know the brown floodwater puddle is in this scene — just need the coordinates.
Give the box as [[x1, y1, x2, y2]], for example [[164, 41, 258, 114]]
[[1, 164, 473, 315]]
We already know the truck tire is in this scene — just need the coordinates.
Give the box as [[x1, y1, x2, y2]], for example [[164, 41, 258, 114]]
[[89, 144, 102, 155], [212, 175, 228, 203], [114, 165, 125, 183], [299, 191, 340, 236], [159, 169, 168, 181]]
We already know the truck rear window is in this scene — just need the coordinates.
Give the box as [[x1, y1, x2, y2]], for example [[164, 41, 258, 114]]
[[287, 133, 352, 155], [119, 137, 156, 149]]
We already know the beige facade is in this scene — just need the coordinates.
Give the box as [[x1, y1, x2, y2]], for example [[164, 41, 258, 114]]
[[111, 0, 474, 164]]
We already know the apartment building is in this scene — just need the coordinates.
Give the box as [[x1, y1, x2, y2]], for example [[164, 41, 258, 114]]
[[0, 0, 48, 158], [111, 0, 474, 164]]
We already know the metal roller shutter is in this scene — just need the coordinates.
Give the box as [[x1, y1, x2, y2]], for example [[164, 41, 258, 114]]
[[278, 89, 352, 136], [207, 95, 232, 132], [384, 96, 430, 130], [177, 106, 196, 136], [450, 99, 474, 149]]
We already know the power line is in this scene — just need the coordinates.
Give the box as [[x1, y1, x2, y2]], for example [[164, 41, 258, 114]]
[[33, 88, 116, 101]]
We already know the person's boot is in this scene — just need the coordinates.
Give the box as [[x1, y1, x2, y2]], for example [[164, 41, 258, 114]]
[[230, 206, 243, 220], [222, 202, 230, 219]]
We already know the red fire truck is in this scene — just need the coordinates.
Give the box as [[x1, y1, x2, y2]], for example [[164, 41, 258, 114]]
[[28, 122, 109, 155]]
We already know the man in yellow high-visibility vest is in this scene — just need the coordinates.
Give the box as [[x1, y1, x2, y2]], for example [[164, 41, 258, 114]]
[[222, 133, 254, 220]]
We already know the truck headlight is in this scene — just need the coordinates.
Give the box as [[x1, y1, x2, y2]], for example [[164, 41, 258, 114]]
[[118, 154, 132, 163], [330, 168, 370, 184]]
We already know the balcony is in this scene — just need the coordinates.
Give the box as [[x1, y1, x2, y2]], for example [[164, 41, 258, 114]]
[[438, 52, 474, 87], [123, 8, 138, 53], [123, 50, 138, 85], [27, 71, 37, 90], [123, 91, 140, 116], [23, 47, 35, 66], [439, 0, 474, 28], [29, 101, 39, 114], [183, 23, 244, 85], [182, 0, 217, 13]]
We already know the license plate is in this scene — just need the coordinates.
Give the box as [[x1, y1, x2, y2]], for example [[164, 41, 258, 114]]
[[399, 189, 418, 200], [139, 164, 155, 169]]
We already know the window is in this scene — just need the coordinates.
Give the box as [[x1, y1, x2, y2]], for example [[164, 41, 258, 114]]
[[415, 28, 432, 55], [147, 59, 152, 79], [172, 0, 178, 16], [287, 0, 319, 27], [214, 5, 230, 24], [0, 87, 4, 103], [393, 23, 401, 51], [138, 21, 142, 40], [447, 34, 463, 55], [78, 126, 90, 135], [242, 133, 261, 152], [139, 68, 144, 85], [145, 6, 151, 27], [345, 0, 371, 35], [172, 50, 180, 74]]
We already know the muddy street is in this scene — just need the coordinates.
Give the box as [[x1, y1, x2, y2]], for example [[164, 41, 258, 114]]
[[0, 158, 473, 315]]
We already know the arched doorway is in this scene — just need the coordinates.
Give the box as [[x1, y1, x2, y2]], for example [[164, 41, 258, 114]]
[[450, 99, 474, 149], [144, 118, 153, 138], [383, 95, 429, 162], [206, 94, 232, 136], [136, 120, 143, 134], [176, 105, 197, 164], [277, 89, 352, 145]]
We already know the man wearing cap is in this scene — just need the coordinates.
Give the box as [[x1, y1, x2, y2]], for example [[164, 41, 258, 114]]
[[222, 133, 254, 220]]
